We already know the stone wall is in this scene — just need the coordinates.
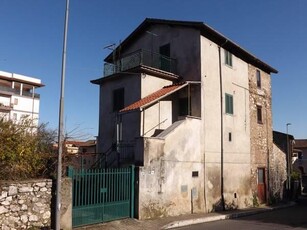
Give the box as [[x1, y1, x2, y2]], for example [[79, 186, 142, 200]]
[[0, 178, 72, 230], [270, 144, 287, 200], [249, 65, 273, 203], [0, 179, 52, 229]]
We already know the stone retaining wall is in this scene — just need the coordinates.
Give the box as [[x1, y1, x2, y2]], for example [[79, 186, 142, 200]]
[[0, 179, 52, 229]]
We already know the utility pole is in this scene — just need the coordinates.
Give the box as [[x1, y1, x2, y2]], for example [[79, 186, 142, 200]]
[[286, 122, 291, 198], [56, 0, 69, 229]]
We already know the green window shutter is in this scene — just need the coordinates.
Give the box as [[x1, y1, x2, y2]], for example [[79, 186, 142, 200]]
[[225, 93, 233, 114], [225, 50, 233, 67]]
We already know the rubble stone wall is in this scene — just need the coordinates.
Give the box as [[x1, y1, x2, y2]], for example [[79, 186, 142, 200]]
[[0, 179, 52, 229], [249, 65, 273, 202]]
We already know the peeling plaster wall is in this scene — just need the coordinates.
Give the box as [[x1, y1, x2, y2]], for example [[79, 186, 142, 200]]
[[248, 65, 273, 202], [200, 36, 252, 211], [138, 118, 204, 219]]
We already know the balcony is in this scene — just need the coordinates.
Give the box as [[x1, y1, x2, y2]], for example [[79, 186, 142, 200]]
[[0, 85, 40, 98], [0, 102, 13, 111], [104, 49, 177, 77]]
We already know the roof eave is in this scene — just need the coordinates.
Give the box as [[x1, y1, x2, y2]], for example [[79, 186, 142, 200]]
[[104, 18, 278, 74]]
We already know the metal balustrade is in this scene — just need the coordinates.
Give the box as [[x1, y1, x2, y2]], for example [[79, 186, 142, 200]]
[[104, 49, 177, 77]]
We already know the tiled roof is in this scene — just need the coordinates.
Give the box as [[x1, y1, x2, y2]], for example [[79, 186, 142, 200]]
[[294, 139, 307, 148], [65, 140, 96, 147], [120, 82, 187, 112]]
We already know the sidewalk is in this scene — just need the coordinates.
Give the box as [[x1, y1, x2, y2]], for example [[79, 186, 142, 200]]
[[74, 201, 296, 230]]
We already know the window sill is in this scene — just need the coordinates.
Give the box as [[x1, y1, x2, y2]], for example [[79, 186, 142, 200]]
[[225, 63, 233, 69]]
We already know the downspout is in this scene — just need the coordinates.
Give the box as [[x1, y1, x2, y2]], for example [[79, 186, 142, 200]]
[[265, 101, 270, 203], [218, 46, 226, 211]]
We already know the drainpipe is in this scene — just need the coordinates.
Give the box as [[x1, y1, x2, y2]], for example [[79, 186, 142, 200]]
[[265, 102, 270, 203], [218, 46, 226, 211]]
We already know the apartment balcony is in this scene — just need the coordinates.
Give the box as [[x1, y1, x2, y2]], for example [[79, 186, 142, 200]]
[[0, 85, 40, 98], [104, 49, 177, 77], [0, 102, 13, 111]]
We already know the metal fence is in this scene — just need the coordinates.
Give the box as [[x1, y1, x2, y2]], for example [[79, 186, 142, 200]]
[[68, 166, 135, 227]]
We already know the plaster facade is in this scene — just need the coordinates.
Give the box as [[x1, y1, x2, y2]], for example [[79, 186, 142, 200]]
[[138, 118, 204, 219], [92, 18, 278, 219], [200, 36, 252, 210]]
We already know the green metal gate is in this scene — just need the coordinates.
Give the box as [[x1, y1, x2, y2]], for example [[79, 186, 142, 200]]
[[68, 166, 135, 227]]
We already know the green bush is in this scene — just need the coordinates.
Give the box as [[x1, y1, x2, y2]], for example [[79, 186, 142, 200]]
[[0, 117, 57, 180]]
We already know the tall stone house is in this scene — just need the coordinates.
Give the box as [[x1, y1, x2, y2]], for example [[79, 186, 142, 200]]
[[92, 18, 279, 219], [0, 70, 44, 125]]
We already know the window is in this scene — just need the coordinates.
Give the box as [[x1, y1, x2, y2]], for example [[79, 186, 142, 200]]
[[228, 132, 232, 142], [192, 171, 199, 177], [256, 70, 261, 88], [225, 93, 233, 114], [257, 105, 262, 124], [12, 113, 17, 121], [14, 98, 18, 105], [159, 43, 171, 72], [113, 88, 124, 112], [225, 50, 232, 67], [179, 97, 189, 116]]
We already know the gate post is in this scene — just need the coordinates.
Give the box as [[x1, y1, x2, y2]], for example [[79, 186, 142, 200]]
[[130, 165, 135, 218]]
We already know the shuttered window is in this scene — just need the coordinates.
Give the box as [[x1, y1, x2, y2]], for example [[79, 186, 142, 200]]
[[225, 93, 233, 115], [225, 50, 233, 67]]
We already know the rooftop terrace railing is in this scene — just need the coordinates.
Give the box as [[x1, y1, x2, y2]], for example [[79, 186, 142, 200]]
[[104, 49, 177, 77], [0, 85, 40, 98]]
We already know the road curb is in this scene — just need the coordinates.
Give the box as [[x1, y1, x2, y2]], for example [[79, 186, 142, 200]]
[[162, 202, 296, 229]]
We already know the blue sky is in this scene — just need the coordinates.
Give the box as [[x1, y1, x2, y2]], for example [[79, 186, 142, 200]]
[[0, 0, 306, 139]]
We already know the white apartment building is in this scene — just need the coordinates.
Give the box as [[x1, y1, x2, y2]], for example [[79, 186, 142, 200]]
[[0, 70, 44, 125]]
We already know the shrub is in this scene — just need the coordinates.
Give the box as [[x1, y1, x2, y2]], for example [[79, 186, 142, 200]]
[[0, 117, 57, 180]]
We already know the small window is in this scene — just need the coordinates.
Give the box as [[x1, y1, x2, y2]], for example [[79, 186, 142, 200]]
[[256, 70, 261, 88], [12, 113, 17, 121], [14, 98, 18, 105], [257, 105, 262, 124], [225, 50, 232, 67], [113, 88, 124, 112], [192, 171, 199, 177], [225, 93, 233, 114], [228, 132, 232, 142]]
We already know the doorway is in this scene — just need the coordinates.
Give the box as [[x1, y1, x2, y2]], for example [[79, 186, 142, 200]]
[[257, 168, 266, 203]]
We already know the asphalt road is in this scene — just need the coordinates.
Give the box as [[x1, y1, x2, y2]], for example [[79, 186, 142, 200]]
[[177, 196, 307, 230]]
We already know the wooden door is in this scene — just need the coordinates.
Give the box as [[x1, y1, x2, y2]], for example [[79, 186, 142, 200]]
[[257, 168, 266, 203]]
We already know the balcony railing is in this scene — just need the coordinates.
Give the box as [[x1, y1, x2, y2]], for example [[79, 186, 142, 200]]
[[0, 85, 40, 98], [0, 102, 13, 111], [104, 49, 177, 77]]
